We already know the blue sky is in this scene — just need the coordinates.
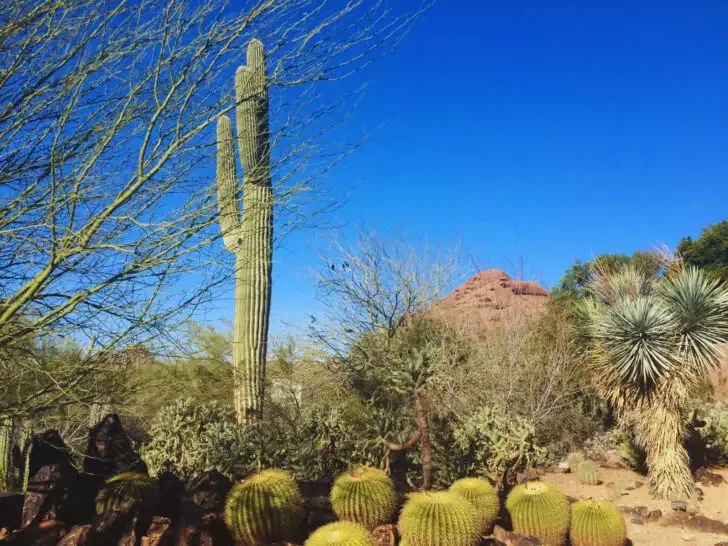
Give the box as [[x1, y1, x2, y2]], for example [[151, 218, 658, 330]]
[[236, 1, 728, 336]]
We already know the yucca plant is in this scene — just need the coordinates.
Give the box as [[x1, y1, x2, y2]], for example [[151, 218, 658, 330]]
[[304, 521, 374, 546], [578, 461, 600, 485], [449, 477, 500, 535], [224, 468, 303, 545], [95, 472, 160, 514], [330, 467, 397, 530], [570, 499, 627, 546], [578, 264, 728, 499], [398, 491, 478, 546], [505, 481, 570, 546]]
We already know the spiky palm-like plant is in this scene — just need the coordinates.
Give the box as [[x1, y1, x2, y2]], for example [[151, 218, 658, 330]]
[[578, 265, 728, 499], [570, 500, 627, 546], [330, 467, 397, 530], [449, 478, 500, 536], [505, 481, 570, 546], [304, 521, 375, 546], [398, 491, 478, 546], [224, 469, 303, 545], [216, 38, 273, 424]]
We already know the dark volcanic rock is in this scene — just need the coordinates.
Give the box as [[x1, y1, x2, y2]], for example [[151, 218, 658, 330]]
[[181, 470, 232, 521], [157, 472, 185, 521], [0, 492, 24, 532], [83, 414, 146, 480], [21, 430, 81, 528]]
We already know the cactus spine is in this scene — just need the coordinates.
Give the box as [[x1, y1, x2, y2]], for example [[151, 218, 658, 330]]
[[449, 477, 500, 536], [95, 472, 160, 514], [224, 469, 303, 545], [304, 521, 375, 546], [570, 500, 627, 546], [578, 461, 600, 485], [398, 491, 478, 546], [331, 467, 397, 530], [505, 482, 570, 546], [216, 38, 273, 424]]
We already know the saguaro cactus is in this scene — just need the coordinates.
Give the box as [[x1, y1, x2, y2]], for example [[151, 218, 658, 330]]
[[216, 38, 273, 423]]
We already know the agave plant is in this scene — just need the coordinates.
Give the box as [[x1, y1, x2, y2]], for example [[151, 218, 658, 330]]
[[578, 264, 728, 498]]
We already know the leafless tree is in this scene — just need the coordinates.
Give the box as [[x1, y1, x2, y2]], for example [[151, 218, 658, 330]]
[[0, 0, 425, 419]]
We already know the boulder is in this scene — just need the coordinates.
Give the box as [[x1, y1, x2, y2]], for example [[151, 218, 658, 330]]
[[83, 414, 146, 480], [181, 469, 231, 521]]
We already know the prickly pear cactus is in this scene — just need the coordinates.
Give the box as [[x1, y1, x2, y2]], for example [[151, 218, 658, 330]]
[[570, 499, 627, 546], [398, 491, 478, 546], [449, 477, 500, 535], [578, 461, 600, 485], [304, 521, 375, 546], [505, 481, 570, 546], [331, 467, 397, 530], [95, 472, 160, 514], [224, 469, 302, 545]]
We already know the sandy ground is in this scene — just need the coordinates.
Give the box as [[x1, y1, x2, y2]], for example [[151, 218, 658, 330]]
[[541, 466, 728, 546]]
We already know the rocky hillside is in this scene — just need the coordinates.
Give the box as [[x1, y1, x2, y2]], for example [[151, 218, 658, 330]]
[[428, 269, 548, 335]]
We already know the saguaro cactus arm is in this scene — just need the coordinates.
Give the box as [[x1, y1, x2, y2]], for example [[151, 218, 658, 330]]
[[216, 116, 241, 252]]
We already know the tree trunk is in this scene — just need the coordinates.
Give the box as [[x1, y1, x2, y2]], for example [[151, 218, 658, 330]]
[[413, 391, 432, 490], [635, 403, 692, 499]]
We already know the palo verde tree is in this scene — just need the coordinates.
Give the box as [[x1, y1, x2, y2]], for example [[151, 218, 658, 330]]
[[0, 0, 423, 420], [577, 261, 728, 498]]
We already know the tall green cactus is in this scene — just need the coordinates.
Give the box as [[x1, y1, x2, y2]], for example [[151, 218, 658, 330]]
[[0, 418, 13, 492], [216, 38, 274, 423]]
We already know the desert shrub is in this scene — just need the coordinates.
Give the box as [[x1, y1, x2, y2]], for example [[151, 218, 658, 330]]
[[582, 428, 646, 472], [698, 401, 728, 465], [141, 398, 245, 482], [451, 406, 549, 490]]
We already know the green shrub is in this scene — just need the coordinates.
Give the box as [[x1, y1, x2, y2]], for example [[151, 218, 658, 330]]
[[140, 398, 246, 482], [451, 406, 549, 490], [570, 499, 627, 546], [305, 521, 374, 546], [578, 460, 600, 485], [330, 467, 397, 530], [698, 401, 728, 465], [398, 491, 478, 546], [449, 477, 499, 536], [224, 469, 303, 545], [505, 481, 570, 546], [96, 472, 159, 514]]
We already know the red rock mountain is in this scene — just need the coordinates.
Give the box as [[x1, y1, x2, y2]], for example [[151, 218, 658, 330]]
[[428, 269, 548, 335]]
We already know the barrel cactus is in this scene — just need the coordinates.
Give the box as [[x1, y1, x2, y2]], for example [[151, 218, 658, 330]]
[[96, 472, 160, 514], [304, 521, 375, 546], [224, 468, 303, 545], [449, 477, 500, 535], [505, 481, 570, 546], [398, 491, 478, 546], [570, 500, 627, 546], [578, 461, 600, 485], [331, 467, 397, 530]]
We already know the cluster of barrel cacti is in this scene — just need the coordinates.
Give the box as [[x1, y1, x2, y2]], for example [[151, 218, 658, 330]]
[[0, 418, 33, 493]]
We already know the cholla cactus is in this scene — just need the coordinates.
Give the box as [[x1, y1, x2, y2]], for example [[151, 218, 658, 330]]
[[398, 491, 478, 546], [224, 469, 303, 545], [449, 478, 500, 536], [216, 38, 273, 424], [305, 521, 374, 546], [330, 467, 397, 530], [570, 500, 627, 546], [505, 481, 570, 546]]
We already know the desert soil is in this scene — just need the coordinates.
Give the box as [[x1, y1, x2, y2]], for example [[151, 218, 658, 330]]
[[541, 466, 728, 546]]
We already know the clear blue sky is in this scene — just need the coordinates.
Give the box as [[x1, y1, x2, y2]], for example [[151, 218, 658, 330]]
[[234, 1, 728, 336]]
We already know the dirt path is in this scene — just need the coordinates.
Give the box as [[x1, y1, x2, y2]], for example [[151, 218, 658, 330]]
[[541, 466, 728, 546]]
